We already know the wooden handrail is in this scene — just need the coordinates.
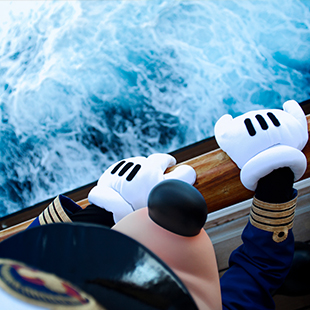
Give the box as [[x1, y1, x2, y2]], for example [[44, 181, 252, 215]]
[[1, 115, 310, 242], [168, 115, 310, 213]]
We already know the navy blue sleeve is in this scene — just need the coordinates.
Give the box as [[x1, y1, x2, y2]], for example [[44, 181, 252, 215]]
[[220, 222, 294, 310]]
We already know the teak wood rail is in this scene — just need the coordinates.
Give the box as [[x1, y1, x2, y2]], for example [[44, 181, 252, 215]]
[[171, 115, 310, 214], [1, 115, 310, 242]]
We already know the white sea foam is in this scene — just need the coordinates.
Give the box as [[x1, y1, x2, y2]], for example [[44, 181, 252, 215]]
[[0, 0, 309, 216]]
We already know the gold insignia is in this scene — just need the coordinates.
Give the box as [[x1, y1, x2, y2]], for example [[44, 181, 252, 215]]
[[39, 196, 72, 226], [0, 258, 104, 309], [250, 196, 297, 243]]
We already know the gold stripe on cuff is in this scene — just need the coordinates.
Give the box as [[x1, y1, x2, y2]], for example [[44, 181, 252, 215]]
[[38, 196, 72, 226], [52, 196, 72, 223], [250, 195, 297, 243]]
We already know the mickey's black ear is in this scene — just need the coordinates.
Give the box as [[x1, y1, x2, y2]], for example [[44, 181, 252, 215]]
[[148, 179, 208, 237]]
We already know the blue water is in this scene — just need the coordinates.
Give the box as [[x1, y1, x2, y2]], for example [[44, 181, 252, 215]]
[[0, 0, 310, 217]]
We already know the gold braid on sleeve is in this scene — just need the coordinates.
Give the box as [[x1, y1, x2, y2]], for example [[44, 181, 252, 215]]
[[39, 195, 72, 226], [250, 195, 297, 243]]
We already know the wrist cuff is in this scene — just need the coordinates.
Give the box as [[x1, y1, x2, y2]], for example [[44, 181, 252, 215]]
[[250, 195, 297, 243], [241, 145, 307, 191], [39, 195, 72, 225]]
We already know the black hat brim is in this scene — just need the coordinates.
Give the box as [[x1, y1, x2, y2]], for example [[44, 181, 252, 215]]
[[0, 223, 197, 310]]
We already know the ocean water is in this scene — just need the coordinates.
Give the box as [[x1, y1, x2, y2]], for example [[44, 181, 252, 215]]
[[0, 0, 310, 217]]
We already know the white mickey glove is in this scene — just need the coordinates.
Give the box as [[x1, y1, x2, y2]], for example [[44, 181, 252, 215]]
[[214, 100, 308, 191], [88, 153, 196, 222]]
